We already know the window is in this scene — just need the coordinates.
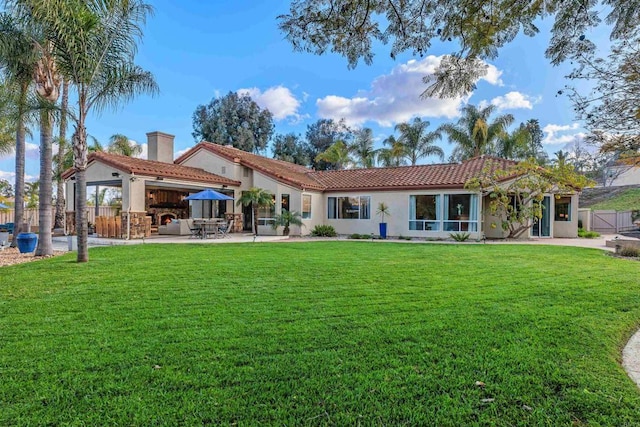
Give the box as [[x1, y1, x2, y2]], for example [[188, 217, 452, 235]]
[[258, 194, 276, 226], [327, 196, 371, 219], [221, 166, 226, 175], [555, 196, 571, 221], [302, 194, 312, 219], [281, 194, 290, 212], [409, 195, 440, 231], [243, 167, 250, 178], [443, 194, 478, 232]]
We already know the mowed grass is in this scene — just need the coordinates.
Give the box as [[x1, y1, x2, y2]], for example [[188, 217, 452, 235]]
[[1, 242, 640, 426]]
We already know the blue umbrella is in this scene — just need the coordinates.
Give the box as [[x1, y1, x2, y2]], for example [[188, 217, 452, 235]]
[[0, 202, 9, 209], [184, 189, 233, 201], [184, 189, 233, 219]]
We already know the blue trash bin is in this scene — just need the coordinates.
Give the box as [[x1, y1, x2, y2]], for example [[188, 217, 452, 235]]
[[16, 232, 38, 253]]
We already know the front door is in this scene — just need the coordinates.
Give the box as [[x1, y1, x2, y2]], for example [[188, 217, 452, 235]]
[[531, 196, 551, 237]]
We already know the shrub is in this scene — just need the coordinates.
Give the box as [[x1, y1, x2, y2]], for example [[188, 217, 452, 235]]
[[449, 232, 471, 242], [578, 219, 583, 229], [349, 233, 364, 239], [578, 229, 600, 239], [310, 225, 337, 237], [619, 246, 640, 257]]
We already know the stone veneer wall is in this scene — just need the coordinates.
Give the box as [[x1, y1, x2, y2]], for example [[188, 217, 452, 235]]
[[225, 213, 243, 233], [121, 212, 151, 239]]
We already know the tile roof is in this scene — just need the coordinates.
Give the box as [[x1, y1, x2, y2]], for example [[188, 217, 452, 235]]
[[175, 142, 519, 192], [62, 151, 241, 186], [178, 142, 325, 191], [309, 156, 519, 192]]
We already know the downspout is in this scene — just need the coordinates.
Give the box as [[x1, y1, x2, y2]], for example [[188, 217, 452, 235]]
[[127, 173, 135, 240]]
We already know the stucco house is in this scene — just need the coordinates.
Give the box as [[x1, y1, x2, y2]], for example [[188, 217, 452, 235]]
[[63, 131, 579, 239]]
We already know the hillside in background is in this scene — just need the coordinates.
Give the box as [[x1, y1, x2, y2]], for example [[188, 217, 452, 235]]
[[580, 186, 640, 210]]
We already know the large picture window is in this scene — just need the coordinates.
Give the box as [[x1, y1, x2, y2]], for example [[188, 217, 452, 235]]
[[409, 195, 440, 231], [302, 194, 312, 219], [443, 194, 478, 232], [327, 196, 371, 219]]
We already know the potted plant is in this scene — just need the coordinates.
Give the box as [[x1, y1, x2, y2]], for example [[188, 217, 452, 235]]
[[376, 202, 391, 239], [271, 210, 305, 236]]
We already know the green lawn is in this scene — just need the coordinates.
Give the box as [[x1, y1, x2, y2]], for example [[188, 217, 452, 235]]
[[1, 242, 640, 425], [590, 188, 640, 211]]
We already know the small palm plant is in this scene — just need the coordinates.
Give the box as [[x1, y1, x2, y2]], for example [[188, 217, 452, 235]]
[[376, 202, 391, 238], [271, 210, 305, 236], [236, 187, 274, 235]]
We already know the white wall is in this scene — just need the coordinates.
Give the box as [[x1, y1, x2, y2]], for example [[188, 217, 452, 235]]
[[324, 189, 484, 239], [606, 165, 640, 187]]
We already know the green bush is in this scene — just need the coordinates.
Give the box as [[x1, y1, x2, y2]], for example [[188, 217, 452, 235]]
[[578, 228, 601, 239], [619, 246, 640, 257], [349, 233, 364, 239], [310, 225, 337, 237], [449, 232, 471, 242]]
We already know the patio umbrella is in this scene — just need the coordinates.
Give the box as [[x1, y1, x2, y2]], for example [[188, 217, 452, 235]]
[[184, 188, 233, 218]]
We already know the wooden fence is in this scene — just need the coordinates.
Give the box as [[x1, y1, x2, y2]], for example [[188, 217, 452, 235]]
[[587, 210, 638, 233], [0, 206, 120, 227]]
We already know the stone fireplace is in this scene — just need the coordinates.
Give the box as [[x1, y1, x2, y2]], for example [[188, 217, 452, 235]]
[[159, 212, 177, 226]]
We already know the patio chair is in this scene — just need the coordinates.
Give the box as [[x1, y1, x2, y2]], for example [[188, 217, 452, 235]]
[[218, 220, 233, 238], [187, 219, 201, 239]]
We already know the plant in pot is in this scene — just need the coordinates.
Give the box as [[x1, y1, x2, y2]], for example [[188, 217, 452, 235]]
[[376, 202, 391, 239], [271, 210, 305, 236]]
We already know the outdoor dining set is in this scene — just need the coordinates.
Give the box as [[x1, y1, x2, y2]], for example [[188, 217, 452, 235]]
[[190, 218, 233, 239]]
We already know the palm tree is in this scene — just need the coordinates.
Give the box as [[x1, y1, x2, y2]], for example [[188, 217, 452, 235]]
[[53, 78, 69, 230], [107, 133, 142, 157], [236, 187, 274, 235], [0, 79, 18, 155], [15, 0, 158, 262], [553, 150, 570, 167], [496, 126, 531, 160], [377, 135, 407, 167], [349, 128, 377, 168], [33, 41, 61, 256], [271, 210, 304, 236], [0, 12, 37, 247], [315, 140, 353, 170], [24, 180, 39, 209], [395, 117, 444, 165], [439, 104, 514, 161]]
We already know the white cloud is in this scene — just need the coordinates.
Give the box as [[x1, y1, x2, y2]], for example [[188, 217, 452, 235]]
[[174, 147, 191, 158], [542, 123, 583, 145], [0, 170, 38, 182], [134, 142, 147, 160], [482, 91, 540, 111], [315, 55, 504, 127], [238, 85, 304, 122]]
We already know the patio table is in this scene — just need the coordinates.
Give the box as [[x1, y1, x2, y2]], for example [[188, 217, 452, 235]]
[[193, 219, 226, 239]]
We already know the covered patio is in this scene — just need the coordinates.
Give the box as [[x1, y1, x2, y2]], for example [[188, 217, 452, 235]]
[[63, 151, 241, 239]]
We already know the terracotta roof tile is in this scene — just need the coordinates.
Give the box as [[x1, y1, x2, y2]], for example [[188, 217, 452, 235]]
[[178, 142, 325, 190], [174, 143, 519, 192], [63, 151, 241, 186], [309, 156, 518, 191]]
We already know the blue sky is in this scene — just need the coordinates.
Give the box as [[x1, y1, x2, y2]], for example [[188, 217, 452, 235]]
[[0, 0, 596, 183]]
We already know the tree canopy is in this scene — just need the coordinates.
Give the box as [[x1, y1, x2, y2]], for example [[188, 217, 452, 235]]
[[305, 118, 353, 170], [192, 91, 274, 154], [271, 133, 310, 166], [279, 1, 637, 98]]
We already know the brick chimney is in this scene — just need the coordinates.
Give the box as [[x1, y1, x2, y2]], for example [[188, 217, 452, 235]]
[[146, 131, 175, 163]]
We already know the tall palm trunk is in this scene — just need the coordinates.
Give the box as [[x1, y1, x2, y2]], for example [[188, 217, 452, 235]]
[[34, 49, 60, 256], [252, 204, 259, 235], [73, 119, 89, 263], [35, 109, 53, 255], [10, 82, 28, 247], [53, 78, 68, 230]]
